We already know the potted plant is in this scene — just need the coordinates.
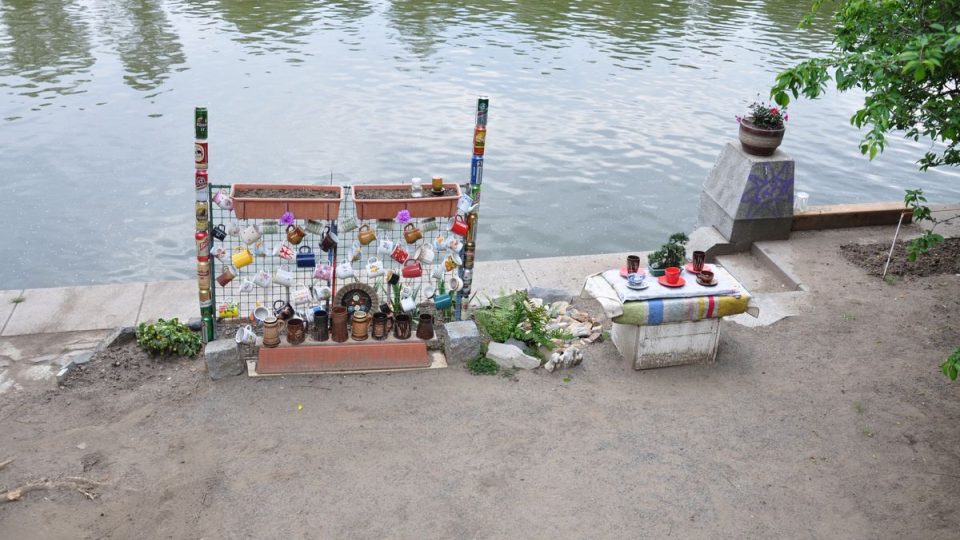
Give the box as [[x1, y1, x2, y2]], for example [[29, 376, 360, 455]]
[[647, 232, 689, 277], [352, 183, 461, 220], [230, 183, 344, 219], [737, 100, 787, 156]]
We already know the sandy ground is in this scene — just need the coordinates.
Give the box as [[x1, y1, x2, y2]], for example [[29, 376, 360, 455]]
[[1, 228, 959, 539]]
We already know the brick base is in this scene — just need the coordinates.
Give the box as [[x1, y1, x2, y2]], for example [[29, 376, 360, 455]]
[[257, 338, 431, 374]]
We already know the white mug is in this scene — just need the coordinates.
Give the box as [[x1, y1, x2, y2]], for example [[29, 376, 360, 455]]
[[448, 275, 464, 292], [366, 256, 384, 277], [252, 306, 271, 324], [401, 296, 417, 313], [213, 190, 235, 211], [422, 284, 436, 299], [211, 246, 227, 261], [377, 239, 395, 256], [430, 266, 445, 280], [235, 324, 257, 345], [227, 221, 240, 237], [274, 265, 295, 287], [444, 237, 463, 253], [253, 271, 272, 288], [415, 244, 436, 264], [337, 260, 355, 279], [240, 223, 262, 245], [239, 279, 255, 293], [313, 285, 332, 301], [293, 284, 312, 305], [349, 241, 362, 262]]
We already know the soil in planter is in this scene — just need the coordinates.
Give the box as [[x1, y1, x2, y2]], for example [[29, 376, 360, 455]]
[[840, 237, 960, 277], [233, 188, 340, 199], [355, 187, 458, 200]]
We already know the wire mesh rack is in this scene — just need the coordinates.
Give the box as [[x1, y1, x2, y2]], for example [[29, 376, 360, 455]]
[[208, 184, 458, 339]]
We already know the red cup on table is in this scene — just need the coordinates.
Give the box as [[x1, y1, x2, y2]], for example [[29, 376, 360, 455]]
[[665, 266, 681, 285]]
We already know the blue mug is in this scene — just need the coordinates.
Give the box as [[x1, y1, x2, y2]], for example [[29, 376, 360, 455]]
[[434, 292, 453, 310], [296, 246, 316, 268]]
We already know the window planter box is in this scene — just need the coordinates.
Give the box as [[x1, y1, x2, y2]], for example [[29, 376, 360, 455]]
[[351, 184, 462, 220], [230, 184, 344, 220]]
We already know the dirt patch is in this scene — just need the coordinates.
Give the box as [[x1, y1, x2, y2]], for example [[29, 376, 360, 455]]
[[60, 341, 198, 392], [840, 237, 960, 277], [354, 187, 458, 199], [233, 188, 340, 199]]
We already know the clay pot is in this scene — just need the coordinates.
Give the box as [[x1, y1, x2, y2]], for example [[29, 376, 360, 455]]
[[331, 306, 349, 343], [394, 314, 412, 340], [416, 313, 434, 340], [372, 312, 391, 341], [286, 317, 306, 345], [312, 309, 329, 342], [351, 310, 370, 341], [738, 121, 785, 156]]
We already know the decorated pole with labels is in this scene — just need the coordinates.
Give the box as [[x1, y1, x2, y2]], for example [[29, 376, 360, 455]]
[[194, 107, 215, 342], [455, 96, 487, 320]]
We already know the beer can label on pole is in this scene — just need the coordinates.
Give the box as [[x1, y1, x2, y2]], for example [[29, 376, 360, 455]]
[[466, 214, 478, 243], [201, 316, 215, 342], [195, 231, 210, 260], [470, 156, 483, 185], [473, 126, 485, 156], [476, 96, 489, 127], [194, 141, 208, 170], [195, 170, 208, 192], [199, 288, 212, 304], [195, 107, 208, 140], [195, 201, 209, 222], [464, 242, 475, 268]]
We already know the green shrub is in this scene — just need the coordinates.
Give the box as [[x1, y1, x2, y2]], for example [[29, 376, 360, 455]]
[[136, 318, 202, 357], [466, 356, 499, 376], [472, 291, 556, 349]]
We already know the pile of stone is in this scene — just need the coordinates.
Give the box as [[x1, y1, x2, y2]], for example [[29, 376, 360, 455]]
[[539, 300, 603, 372]]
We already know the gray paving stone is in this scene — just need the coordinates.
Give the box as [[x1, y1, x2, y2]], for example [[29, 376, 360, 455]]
[[204, 339, 245, 380], [440, 320, 482, 365], [2, 283, 145, 336], [137, 280, 198, 325]]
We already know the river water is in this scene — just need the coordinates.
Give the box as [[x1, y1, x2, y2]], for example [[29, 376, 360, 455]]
[[2, 0, 958, 289]]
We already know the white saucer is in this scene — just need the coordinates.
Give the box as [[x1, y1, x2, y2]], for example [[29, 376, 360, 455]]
[[626, 281, 650, 290]]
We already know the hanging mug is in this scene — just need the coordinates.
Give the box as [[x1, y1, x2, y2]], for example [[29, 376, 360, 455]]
[[340, 216, 358, 232], [366, 257, 384, 278], [430, 266, 445, 280], [377, 239, 395, 256], [218, 298, 240, 318], [232, 246, 253, 269], [434, 292, 453, 310], [314, 263, 333, 281], [293, 285, 313, 306], [421, 218, 438, 233], [273, 300, 295, 320], [262, 220, 280, 234], [313, 285, 333, 301], [433, 235, 446, 251], [239, 278, 255, 293], [211, 245, 227, 261], [390, 244, 409, 264], [274, 242, 295, 261], [305, 219, 324, 235], [251, 305, 271, 324], [337, 260, 355, 279], [349, 241, 363, 262], [401, 259, 423, 278], [318, 226, 338, 253], [286, 224, 306, 245], [444, 254, 460, 272], [357, 224, 376, 245], [227, 221, 241, 237], [296, 246, 316, 268], [213, 190, 234, 211], [235, 325, 257, 346], [422, 284, 436, 299], [212, 224, 227, 241], [376, 219, 395, 231], [403, 223, 423, 244], [274, 265, 295, 287], [415, 244, 436, 264], [449, 215, 468, 237], [240, 223, 262, 245], [457, 194, 474, 214], [401, 296, 417, 313], [216, 266, 237, 287], [448, 275, 464, 292], [444, 237, 463, 253], [252, 241, 269, 257], [253, 270, 272, 288]]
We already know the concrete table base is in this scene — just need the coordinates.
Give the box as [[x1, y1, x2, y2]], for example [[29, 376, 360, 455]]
[[611, 319, 720, 370]]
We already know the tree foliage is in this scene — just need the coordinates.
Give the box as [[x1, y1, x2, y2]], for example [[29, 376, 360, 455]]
[[771, 0, 960, 169]]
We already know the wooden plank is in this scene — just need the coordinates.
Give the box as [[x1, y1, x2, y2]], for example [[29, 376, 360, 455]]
[[792, 202, 911, 231]]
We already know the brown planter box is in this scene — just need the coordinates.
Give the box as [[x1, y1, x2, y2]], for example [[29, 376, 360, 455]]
[[231, 184, 344, 220], [257, 339, 431, 374], [351, 184, 461, 220]]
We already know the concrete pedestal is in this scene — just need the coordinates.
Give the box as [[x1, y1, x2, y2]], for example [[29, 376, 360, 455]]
[[612, 319, 720, 370], [698, 142, 794, 248]]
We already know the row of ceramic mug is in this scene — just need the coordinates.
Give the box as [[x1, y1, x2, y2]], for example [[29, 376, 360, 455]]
[[210, 215, 466, 248]]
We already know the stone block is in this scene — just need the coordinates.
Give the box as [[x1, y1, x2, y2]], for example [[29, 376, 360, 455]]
[[486, 342, 540, 370], [440, 320, 482, 365], [204, 339, 245, 380]]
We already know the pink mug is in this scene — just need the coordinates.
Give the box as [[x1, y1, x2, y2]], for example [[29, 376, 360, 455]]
[[314, 263, 333, 281]]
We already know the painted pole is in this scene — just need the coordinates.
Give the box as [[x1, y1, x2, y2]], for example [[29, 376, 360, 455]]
[[455, 96, 488, 320], [194, 107, 215, 342]]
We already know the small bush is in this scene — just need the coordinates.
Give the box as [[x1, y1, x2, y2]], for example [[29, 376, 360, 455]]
[[136, 318, 202, 357], [466, 356, 499, 376]]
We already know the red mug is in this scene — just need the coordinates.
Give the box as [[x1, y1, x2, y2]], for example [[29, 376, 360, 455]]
[[665, 267, 681, 285], [449, 215, 468, 237], [401, 259, 423, 278], [390, 244, 409, 264]]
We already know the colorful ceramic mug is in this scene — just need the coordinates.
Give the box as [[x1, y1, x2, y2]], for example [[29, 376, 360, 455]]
[[357, 224, 376, 245]]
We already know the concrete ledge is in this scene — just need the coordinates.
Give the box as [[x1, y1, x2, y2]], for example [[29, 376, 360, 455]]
[[792, 202, 911, 231]]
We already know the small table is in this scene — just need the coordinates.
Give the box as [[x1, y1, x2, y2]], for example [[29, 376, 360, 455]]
[[581, 266, 755, 369]]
